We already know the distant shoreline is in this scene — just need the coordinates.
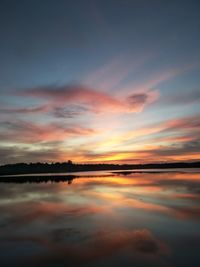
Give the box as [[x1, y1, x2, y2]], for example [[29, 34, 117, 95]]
[[0, 161, 199, 176], [1, 168, 200, 184]]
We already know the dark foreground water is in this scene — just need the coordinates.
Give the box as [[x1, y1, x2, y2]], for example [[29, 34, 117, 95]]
[[0, 169, 200, 267]]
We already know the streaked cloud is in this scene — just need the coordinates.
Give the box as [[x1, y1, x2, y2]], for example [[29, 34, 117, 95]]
[[18, 85, 158, 114], [0, 114, 199, 164], [161, 89, 200, 106], [0, 105, 48, 114], [0, 120, 96, 144]]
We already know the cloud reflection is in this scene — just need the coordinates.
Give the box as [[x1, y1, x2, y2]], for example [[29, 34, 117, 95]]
[[4, 229, 169, 267], [0, 171, 199, 266]]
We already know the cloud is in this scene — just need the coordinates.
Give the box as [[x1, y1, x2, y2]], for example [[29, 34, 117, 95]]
[[0, 201, 107, 230], [78, 114, 200, 163], [0, 120, 96, 144], [0, 105, 48, 114], [73, 138, 200, 164], [115, 114, 200, 148], [161, 89, 200, 106], [19, 85, 158, 114], [0, 114, 199, 164], [127, 91, 159, 112], [13, 229, 168, 266], [0, 145, 65, 164], [140, 142, 200, 162], [83, 53, 154, 90], [52, 105, 91, 118], [161, 115, 200, 132]]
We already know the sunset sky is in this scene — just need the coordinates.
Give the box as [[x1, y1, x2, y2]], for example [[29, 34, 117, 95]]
[[0, 0, 200, 164]]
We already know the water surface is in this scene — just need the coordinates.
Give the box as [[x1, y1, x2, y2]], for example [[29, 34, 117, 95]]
[[0, 170, 200, 267]]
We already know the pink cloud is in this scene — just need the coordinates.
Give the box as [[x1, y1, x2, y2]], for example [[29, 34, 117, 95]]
[[0, 120, 97, 144], [121, 61, 198, 96], [20, 85, 158, 114], [162, 115, 200, 131], [84, 53, 153, 91]]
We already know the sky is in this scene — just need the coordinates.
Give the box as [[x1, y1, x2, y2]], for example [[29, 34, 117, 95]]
[[0, 0, 200, 164]]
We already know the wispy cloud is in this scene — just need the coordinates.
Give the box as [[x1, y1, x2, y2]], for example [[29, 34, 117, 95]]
[[84, 53, 153, 90], [0, 120, 97, 144], [18, 85, 158, 114], [71, 115, 200, 163], [0, 114, 199, 163], [121, 61, 198, 95], [161, 89, 200, 106], [0, 105, 48, 114]]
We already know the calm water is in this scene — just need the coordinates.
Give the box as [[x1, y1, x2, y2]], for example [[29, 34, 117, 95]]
[[0, 170, 200, 267]]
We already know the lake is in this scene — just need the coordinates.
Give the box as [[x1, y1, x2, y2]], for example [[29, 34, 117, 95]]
[[0, 169, 200, 267]]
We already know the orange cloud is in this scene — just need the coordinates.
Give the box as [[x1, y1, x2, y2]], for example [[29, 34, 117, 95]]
[[0, 120, 97, 144]]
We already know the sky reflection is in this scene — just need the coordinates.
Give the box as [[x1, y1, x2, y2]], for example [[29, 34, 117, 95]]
[[0, 171, 200, 266]]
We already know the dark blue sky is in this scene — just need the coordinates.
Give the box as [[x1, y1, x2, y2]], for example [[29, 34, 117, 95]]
[[0, 0, 199, 88]]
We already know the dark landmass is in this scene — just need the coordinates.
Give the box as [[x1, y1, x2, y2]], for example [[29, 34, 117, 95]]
[[0, 173, 116, 184], [0, 169, 195, 184], [0, 168, 196, 184], [110, 170, 200, 175], [0, 161, 199, 176], [0, 174, 76, 184]]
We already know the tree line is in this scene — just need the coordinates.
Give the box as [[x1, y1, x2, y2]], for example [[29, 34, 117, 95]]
[[0, 161, 199, 175]]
